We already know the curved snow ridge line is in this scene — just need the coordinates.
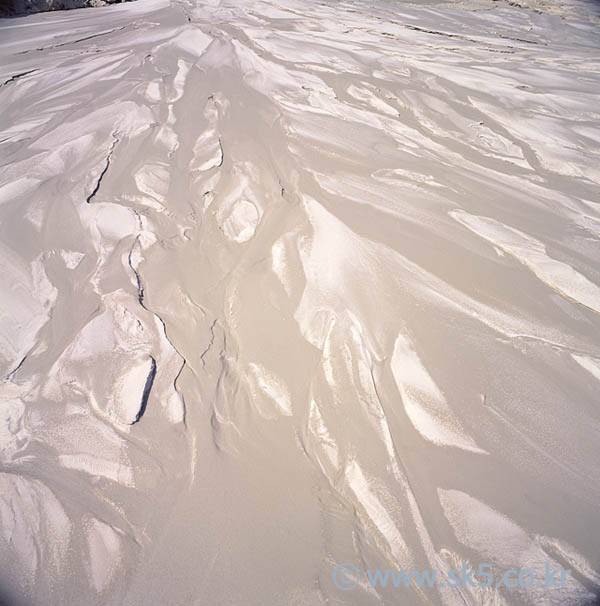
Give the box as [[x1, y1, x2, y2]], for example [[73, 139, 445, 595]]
[[213, 161, 264, 244], [439, 489, 595, 604], [42, 285, 183, 430], [306, 397, 339, 472], [86, 131, 120, 204], [571, 354, 600, 383], [246, 362, 293, 418], [322, 311, 401, 467], [153, 26, 213, 58], [438, 548, 510, 606], [127, 261, 187, 426], [345, 459, 411, 567], [0, 473, 72, 584], [59, 453, 135, 486], [295, 196, 573, 353], [0, 390, 29, 461], [391, 333, 487, 454], [0, 249, 57, 378], [536, 535, 600, 588], [189, 95, 223, 174], [450, 209, 600, 315], [304, 402, 417, 574], [85, 516, 124, 593]]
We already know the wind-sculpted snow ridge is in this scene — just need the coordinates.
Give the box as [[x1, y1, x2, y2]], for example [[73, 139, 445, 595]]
[[0, 0, 599, 604]]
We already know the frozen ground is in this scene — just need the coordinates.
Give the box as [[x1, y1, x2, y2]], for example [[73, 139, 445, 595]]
[[0, 0, 599, 604]]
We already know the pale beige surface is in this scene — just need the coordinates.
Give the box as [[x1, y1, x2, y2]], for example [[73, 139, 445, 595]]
[[0, 0, 599, 604]]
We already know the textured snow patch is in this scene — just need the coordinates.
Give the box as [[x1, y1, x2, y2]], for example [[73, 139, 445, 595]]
[[439, 489, 593, 604], [345, 460, 410, 564], [0, 248, 56, 376], [222, 200, 260, 243], [59, 453, 135, 486], [307, 398, 339, 470], [60, 250, 86, 269], [135, 163, 170, 206], [0, 474, 71, 583], [145, 81, 162, 103], [391, 334, 485, 454], [451, 210, 600, 315], [572, 354, 600, 383], [107, 355, 155, 425], [85, 517, 122, 592], [0, 396, 28, 461], [167, 28, 212, 57], [247, 362, 292, 418]]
